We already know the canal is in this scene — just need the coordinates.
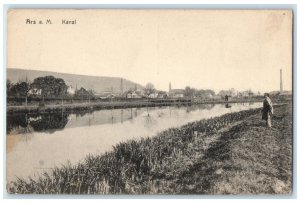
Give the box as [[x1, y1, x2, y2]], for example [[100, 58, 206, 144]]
[[6, 102, 261, 182]]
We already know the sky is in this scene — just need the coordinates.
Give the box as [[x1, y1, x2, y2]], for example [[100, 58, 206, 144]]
[[7, 9, 292, 93]]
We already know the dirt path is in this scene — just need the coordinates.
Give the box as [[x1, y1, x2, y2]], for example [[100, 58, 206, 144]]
[[177, 104, 292, 194]]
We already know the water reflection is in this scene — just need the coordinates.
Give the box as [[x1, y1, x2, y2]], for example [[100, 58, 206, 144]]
[[225, 103, 232, 108], [7, 108, 143, 135], [6, 103, 256, 137], [7, 112, 68, 134], [144, 113, 158, 130], [7, 104, 217, 135], [30, 112, 69, 133]]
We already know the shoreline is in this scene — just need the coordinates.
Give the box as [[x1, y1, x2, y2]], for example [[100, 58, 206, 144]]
[[7, 103, 292, 194], [6, 98, 289, 115]]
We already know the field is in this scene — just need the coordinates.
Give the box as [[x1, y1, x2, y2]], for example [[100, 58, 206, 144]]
[[7, 103, 292, 194]]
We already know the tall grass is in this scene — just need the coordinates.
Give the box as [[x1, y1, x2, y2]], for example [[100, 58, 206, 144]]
[[8, 107, 264, 194]]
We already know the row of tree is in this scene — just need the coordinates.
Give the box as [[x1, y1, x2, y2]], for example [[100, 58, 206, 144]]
[[143, 83, 216, 99], [183, 86, 215, 98], [7, 76, 94, 100], [184, 87, 260, 98]]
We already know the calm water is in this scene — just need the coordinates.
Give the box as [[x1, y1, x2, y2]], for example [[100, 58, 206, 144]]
[[6, 102, 261, 182]]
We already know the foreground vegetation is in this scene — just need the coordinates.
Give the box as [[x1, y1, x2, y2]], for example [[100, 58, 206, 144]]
[[8, 104, 292, 194]]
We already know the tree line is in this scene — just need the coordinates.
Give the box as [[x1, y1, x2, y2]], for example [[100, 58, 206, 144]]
[[7, 76, 94, 100], [7, 75, 257, 106], [183, 86, 215, 98]]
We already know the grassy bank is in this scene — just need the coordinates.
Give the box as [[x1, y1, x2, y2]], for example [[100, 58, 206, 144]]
[[7, 104, 292, 194]]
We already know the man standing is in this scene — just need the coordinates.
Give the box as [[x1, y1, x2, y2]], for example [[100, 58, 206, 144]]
[[262, 93, 273, 128]]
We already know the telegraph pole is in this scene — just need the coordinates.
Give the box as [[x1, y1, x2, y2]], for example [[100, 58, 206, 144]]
[[280, 69, 283, 93], [25, 75, 28, 107], [121, 78, 123, 94]]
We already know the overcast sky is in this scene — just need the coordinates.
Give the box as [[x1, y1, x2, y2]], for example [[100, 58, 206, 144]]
[[7, 9, 292, 93]]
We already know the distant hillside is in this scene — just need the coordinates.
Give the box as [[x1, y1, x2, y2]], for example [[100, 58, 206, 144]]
[[7, 68, 144, 94]]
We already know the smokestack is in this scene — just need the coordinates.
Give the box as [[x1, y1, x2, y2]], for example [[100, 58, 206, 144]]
[[280, 69, 283, 93], [121, 78, 123, 94]]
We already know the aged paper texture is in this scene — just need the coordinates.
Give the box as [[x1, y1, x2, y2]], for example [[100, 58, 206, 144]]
[[6, 9, 292, 195]]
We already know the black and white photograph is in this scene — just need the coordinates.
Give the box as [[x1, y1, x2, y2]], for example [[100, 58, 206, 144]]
[[5, 8, 293, 195]]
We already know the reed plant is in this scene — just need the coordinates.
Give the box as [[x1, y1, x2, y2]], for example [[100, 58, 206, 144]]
[[8, 107, 271, 194]]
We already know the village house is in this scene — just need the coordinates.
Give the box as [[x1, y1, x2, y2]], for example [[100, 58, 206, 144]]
[[99, 91, 116, 99], [157, 91, 168, 99], [126, 91, 143, 99], [168, 82, 184, 98], [28, 88, 42, 96], [67, 85, 76, 95], [169, 89, 185, 98], [148, 92, 159, 98]]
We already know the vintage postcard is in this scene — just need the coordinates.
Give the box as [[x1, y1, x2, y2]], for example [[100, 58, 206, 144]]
[[6, 9, 293, 195]]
